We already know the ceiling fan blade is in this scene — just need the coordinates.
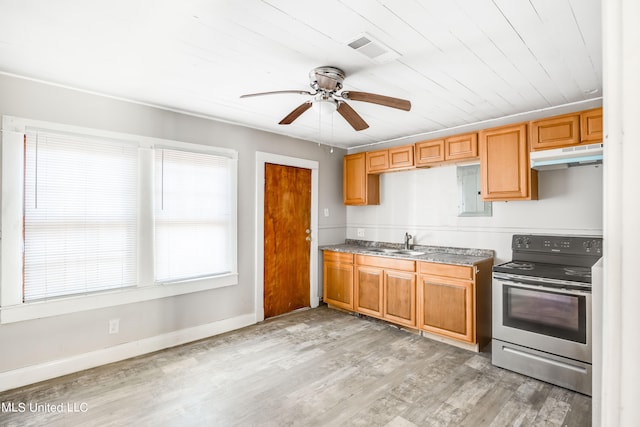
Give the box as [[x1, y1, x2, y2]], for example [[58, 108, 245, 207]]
[[337, 102, 369, 131], [342, 91, 411, 111], [279, 102, 313, 125], [240, 90, 313, 98]]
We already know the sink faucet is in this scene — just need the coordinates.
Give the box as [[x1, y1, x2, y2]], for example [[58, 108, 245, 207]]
[[404, 232, 413, 250]]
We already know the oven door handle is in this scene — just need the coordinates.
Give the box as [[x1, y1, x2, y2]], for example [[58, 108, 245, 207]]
[[494, 276, 592, 296]]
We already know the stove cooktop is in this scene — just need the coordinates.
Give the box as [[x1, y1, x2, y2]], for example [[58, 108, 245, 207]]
[[493, 261, 593, 283]]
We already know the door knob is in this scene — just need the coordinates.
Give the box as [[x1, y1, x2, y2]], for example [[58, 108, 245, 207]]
[[306, 236, 311, 242], [305, 229, 311, 234]]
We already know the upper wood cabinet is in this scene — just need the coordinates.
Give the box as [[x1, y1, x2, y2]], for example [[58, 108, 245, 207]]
[[323, 251, 354, 311], [343, 153, 380, 206], [479, 123, 538, 201], [580, 108, 603, 143], [415, 133, 478, 166], [445, 133, 478, 161], [366, 150, 389, 173], [415, 139, 445, 166], [530, 113, 580, 151], [530, 107, 603, 150], [367, 145, 415, 173], [388, 145, 415, 171]]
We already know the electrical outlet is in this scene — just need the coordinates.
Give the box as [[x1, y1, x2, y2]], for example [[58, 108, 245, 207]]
[[357, 228, 365, 237], [324, 208, 329, 217], [108, 318, 120, 334]]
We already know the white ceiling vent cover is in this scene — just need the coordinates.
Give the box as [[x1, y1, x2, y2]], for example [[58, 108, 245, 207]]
[[347, 33, 400, 63]]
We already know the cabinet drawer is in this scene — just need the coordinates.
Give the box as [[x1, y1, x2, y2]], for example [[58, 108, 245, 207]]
[[356, 255, 416, 272], [419, 262, 473, 280], [324, 251, 354, 264]]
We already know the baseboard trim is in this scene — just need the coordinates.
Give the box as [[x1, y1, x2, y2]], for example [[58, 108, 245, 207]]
[[0, 313, 256, 392]]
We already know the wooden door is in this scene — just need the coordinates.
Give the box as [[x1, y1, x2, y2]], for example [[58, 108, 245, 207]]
[[264, 163, 311, 318]]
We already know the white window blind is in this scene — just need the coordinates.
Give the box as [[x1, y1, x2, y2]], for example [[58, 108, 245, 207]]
[[154, 149, 234, 282], [23, 130, 138, 301]]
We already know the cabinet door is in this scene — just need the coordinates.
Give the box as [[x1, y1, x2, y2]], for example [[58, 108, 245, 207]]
[[530, 113, 580, 151], [415, 139, 445, 166], [355, 266, 384, 318], [479, 123, 538, 201], [343, 153, 379, 205], [418, 275, 474, 343], [388, 145, 414, 171], [323, 256, 354, 311], [383, 270, 416, 328], [366, 150, 389, 173], [580, 108, 603, 143], [445, 133, 478, 161]]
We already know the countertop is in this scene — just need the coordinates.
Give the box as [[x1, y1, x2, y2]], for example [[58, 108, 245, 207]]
[[320, 239, 494, 267]]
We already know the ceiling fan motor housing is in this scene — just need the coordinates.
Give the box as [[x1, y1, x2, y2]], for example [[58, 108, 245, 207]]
[[309, 66, 345, 92]]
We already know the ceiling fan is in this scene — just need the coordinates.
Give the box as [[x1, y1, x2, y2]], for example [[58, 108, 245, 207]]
[[240, 66, 411, 131]]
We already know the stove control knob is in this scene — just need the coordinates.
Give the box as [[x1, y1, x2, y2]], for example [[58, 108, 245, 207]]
[[583, 241, 592, 249], [524, 237, 531, 247], [515, 237, 524, 247]]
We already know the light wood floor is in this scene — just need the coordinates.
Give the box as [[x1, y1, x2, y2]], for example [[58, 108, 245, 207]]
[[0, 305, 591, 426]]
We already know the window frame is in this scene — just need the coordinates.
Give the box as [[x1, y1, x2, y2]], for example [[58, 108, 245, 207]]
[[0, 116, 238, 324]]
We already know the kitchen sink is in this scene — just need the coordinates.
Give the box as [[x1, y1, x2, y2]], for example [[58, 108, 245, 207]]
[[398, 250, 425, 256], [367, 248, 400, 253], [365, 248, 424, 256]]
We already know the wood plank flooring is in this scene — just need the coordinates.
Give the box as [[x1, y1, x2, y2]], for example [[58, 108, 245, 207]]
[[0, 305, 591, 426]]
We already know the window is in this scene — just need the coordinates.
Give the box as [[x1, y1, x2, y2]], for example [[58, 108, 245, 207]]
[[0, 116, 238, 323], [23, 131, 138, 300], [154, 149, 234, 282]]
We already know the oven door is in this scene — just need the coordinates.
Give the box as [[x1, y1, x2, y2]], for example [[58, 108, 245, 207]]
[[493, 275, 592, 363]]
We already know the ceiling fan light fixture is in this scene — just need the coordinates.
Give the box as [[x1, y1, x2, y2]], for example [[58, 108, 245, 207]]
[[313, 97, 338, 115]]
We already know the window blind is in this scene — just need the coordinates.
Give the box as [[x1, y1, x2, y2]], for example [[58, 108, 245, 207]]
[[154, 149, 233, 282], [23, 130, 138, 301]]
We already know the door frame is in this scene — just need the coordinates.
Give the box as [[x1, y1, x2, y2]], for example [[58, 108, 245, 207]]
[[255, 152, 319, 322]]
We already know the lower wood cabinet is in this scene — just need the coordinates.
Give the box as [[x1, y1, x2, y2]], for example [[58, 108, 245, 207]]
[[323, 250, 492, 350], [355, 255, 417, 327], [323, 251, 354, 311], [355, 265, 384, 317], [418, 260, 493, 349], [418, 274, 474, 342], [383, 269, 416, 328]]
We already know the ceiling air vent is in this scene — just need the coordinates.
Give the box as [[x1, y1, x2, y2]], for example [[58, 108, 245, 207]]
[[346, 33, 400, 63]]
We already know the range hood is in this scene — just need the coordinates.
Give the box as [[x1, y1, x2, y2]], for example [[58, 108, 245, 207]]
[[530, 143, 603, 170]]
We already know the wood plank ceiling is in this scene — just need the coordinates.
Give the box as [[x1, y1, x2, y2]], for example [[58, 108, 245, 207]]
[[0, 0, 601, 149]]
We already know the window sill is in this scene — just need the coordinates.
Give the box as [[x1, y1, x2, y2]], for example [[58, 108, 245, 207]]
[[0, 273, 238, 324]]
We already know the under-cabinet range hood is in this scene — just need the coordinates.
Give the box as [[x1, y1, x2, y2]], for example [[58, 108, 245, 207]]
[[530, 143, 603, 170]]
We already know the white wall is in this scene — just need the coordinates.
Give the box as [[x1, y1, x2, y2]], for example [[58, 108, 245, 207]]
[[0, 73, 346, 388], [347, 163, 603, 263]]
